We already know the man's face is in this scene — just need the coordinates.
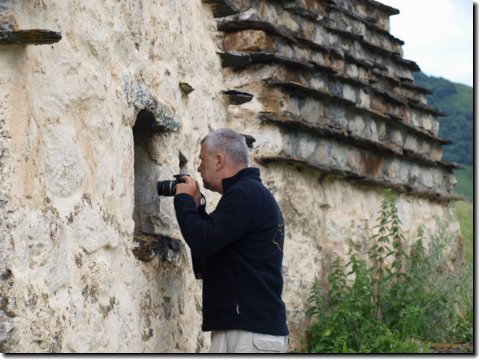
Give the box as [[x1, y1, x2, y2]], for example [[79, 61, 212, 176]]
[[197, 144, 219, 193]]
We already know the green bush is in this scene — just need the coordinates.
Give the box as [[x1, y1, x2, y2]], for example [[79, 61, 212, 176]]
[[303, 189, 473, 353]]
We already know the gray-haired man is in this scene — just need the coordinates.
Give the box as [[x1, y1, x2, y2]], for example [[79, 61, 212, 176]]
[[174, 129, 289, 353]]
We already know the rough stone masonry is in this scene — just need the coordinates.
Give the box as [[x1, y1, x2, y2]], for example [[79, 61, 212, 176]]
[[0, 0, 462, 353]]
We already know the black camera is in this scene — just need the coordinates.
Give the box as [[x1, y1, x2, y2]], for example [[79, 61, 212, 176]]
[[157, 174, 189, 196]]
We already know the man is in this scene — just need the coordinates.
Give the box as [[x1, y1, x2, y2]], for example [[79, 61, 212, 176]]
[[173, 128, 288, 353]]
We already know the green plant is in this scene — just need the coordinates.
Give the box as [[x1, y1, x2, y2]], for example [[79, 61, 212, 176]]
[[304, 189, 473, 353], [455, 200, 473, 262]]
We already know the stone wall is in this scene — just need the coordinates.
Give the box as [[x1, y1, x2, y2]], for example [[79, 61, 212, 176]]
[[212, 0, 461, 348], [0, 0, 226, 352], [0, 0, 461, 353]]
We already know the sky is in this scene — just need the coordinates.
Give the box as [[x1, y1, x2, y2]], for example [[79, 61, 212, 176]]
[[379, 0, 473, 86]]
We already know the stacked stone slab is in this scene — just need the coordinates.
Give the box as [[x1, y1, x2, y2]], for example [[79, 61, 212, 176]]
[[208, 0, 460, 201]]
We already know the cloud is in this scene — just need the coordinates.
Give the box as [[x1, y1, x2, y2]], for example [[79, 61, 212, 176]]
[[379, 0, 473, 85]]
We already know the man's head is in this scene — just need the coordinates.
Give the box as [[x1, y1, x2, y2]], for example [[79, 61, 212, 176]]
[[197, 128, 249, 194]]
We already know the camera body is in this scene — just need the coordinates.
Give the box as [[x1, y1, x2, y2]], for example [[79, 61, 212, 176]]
[[157, 174, 189, 196]]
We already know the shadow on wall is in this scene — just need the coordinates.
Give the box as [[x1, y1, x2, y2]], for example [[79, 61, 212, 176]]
[[130, 109, 206, 352], [133, 109, 160, 234], [131, 108, 184, 263]]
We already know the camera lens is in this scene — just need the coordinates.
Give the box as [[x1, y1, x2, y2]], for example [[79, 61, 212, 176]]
[[157, 180, 177, 196]]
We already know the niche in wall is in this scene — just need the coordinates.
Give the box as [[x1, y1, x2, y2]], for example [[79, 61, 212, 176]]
[[132, 108, 184, 263], [133, 109, 161, 234]]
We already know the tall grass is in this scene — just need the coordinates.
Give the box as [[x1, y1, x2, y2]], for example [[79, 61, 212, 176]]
[[455, 201, 473, 263], [304, 190, 473, 353]]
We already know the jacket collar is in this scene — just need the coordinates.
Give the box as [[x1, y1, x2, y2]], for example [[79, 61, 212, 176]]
[[222, 167, 261, 193]]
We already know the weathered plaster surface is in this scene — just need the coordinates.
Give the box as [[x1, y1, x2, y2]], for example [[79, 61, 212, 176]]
[[1, 0, 226, 353]]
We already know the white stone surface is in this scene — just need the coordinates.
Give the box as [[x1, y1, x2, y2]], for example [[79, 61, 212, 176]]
[[1, 0, 226, 353]]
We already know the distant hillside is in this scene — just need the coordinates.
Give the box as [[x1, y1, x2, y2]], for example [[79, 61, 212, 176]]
[[414, 72, 473, 166]]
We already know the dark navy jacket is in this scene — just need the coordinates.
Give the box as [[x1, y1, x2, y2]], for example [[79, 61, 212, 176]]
[[174, 167, 288, 336]]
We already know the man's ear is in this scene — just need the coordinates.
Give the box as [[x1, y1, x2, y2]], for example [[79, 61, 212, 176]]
[[215, 153, 225, 170]]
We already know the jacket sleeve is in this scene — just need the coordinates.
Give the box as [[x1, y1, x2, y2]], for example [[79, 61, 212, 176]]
[[191, 202, 208, 279], [174, 188, 254, 258]]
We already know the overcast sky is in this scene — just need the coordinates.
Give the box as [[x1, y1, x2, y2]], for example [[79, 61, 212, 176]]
[[379, 0, 473, 86]]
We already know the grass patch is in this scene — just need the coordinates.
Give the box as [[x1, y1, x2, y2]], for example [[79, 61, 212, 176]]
[[455, 201, 473, 263], [454, 165, 473, 202]]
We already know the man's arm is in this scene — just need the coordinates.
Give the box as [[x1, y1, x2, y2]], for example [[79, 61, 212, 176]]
[[174, 188, 254, 258], [174, 176, 206, 278]]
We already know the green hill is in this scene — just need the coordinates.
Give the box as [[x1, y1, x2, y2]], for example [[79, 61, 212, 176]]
[[413, 72, 473, 166]]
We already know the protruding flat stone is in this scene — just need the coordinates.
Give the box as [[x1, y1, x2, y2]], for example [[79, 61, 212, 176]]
[[132, 232, 182, 264], [0, 29, 61, 45], [222, 89, 253, 105], [202, 0, 239, 18], [124, 80, 179, 132]]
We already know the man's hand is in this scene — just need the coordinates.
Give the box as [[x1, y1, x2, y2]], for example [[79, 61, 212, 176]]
[[175, 176, 202, 208]]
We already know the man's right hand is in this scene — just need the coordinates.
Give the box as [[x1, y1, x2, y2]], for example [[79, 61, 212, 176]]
[[175, 176, 202, 208]]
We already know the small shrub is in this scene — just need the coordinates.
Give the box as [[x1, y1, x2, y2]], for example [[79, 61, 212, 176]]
[[304, 189, 473, 353]]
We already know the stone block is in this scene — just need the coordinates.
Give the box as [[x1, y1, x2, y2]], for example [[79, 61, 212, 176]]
[[132, 232, 182, 264], [202, 0, 239, 18], [223, 30, 276, 52], [0, 29, 61, 45], [44, 124, 86, 199], [124, 81, 179, 133]]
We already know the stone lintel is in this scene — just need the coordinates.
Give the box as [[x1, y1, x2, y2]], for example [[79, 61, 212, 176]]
[[259, 112, 459, 171], [283, 2, 321, 22], [220, 14, 343, 58], [362, 0, 400, 16], [124, 81, 179, 132], [326, 3, 404, 45], [202, 0, 240, 18], [258, 83, 450, 147], [221, 43, 423, 109], [370, 69, 432, 100], [254, 65, 443, 140], [216, 11, 299, 44], [132, 232, 181, 264], [391, 54, 421, 72], [294, 35, 344, 58], [324, 24, 364, 42], [0, 29, 61, 45], [344, 52, 374, 69], [218, 2, 409, 74], [221, 50, 318, 71], [255, 156, 460, 203], [219, 21, 420, 93], [219, 51, 252, 68], [221, 30, 344, 72], [223, 29, 277, 53], [371, 85, 407, 106], [325, 24, 418, 73], [222, 89, 254, 105], [400, 81, 433, 95], [407, 99, 448, 117]]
